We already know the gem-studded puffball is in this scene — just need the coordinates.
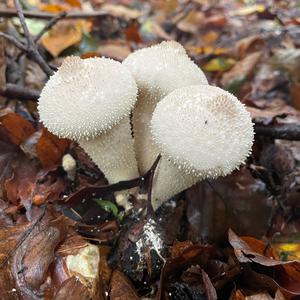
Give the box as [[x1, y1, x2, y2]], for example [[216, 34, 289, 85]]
[[123, 41, 208, 174], [38, 56, 137, 140], [151, 85, 254, 178], [123, 40, 208, 101]]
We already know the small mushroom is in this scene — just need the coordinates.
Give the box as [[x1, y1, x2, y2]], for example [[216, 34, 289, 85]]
[[123, 41, 208, 174], [38, 56, 139, 184], [150, 85, 254, 210]]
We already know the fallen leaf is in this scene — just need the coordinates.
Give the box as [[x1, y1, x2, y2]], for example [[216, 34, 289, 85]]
[[202, 269, 217, 300], [54, 277, 89, 300], [37, 128, 70, 168], [109, 270, 139, 300], [230, 4, 266, 16], [101, 4, 141, 20], [203, 57, 236, 72], [221, 51, 262, 87], [98, 44, 131, 61], [0, 113, 35, 146], [42, 20, 91, 57], [124, 22, 143, 43]]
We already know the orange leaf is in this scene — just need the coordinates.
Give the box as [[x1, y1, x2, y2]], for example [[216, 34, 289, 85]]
[[41, 20, 91, 57], [37, 128, 70, 168], [0, 113, 35, 146], [124, 22, 142, 43], [64, 0, 81, 8], [39, 3, 70, 13]]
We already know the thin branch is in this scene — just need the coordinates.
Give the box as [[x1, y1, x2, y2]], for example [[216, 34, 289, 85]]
[[0, 8, 108, 20], [13, 0, 32, 46], [34, 11, 67, 42], [0, 83, 40, 101], [146, 154, 161, 215], [254, 123, 300, 141], [0, 32, 27, 51]]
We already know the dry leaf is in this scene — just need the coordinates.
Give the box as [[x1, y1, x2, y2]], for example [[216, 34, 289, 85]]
[[101, 4, 141, 20], [221, 51, 262, 87], [42, 20, 91, 57]]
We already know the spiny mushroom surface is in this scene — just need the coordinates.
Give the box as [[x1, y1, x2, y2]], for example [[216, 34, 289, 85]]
[[123, 41, 208, 174], [38, 56, 139, 184], [150, 85, 254, 209]]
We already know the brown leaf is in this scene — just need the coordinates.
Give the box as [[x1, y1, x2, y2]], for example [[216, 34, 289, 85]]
[[37, 128, 70, 168], [101, 4, 141, 20], [4, 156, 37, 206], [202, 269, 217, 300], [171, 241, 194, 259], [221, 51, 262, 87], [110, 270, 139, 300], [0, 113, 35, 146], [54, 277, 89, 300], [228, 229, 300, 266], [11, 214, 71, 297], [98, 44, 132, 61], [124, 22, 143, 43]]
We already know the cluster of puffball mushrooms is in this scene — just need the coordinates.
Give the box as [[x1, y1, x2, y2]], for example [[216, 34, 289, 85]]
[[38, 41, 254, 211]]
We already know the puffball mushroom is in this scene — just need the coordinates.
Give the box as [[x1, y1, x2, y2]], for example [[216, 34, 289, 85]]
[[150, 85, 254, 210], [123, 41, 208, 174], [38, 56, 139, 184]]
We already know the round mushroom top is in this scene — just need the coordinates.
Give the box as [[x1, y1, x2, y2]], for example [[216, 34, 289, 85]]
[[38, 56, 137, 140], [123, 41, 208, 101], [151, 85, 254, 178]]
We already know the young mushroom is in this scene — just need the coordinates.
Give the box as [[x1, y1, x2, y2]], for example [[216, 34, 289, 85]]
[[123, 41, 208, 174], [38, 56, 139, 186], [150, 85, 254, 210]]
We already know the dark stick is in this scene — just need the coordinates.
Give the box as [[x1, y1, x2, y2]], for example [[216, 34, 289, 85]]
[[0, 8, 108, 20], [0, 32, 27, 51], [146, 154, 161, 215], [13, 0, 32, 47], [34, 11, 67, 42], [0, 83, 40, 101], [254, 123, 300, 141]]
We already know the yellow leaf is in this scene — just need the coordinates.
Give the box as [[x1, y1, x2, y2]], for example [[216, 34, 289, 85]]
[[202, 57, 236, 72], [230, 4, 265, 16], [41, 20, 91, 57]]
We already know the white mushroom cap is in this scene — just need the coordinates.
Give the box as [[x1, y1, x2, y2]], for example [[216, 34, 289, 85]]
[[151, 85, 254, 179], [123, 41, 208, 174], [38, 56, 137, 140], [123, 40, 208, 100]]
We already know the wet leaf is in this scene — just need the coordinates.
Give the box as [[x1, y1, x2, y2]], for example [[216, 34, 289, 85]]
[[109, 270, 139, 300], [37, 128, 70, 168], [203, 57, 236, 72], [93, 199, 119, 218], [0, 113, 35, 146]]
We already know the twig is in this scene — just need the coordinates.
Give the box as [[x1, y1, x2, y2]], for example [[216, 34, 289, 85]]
[[1, 0, 54, 77], [0, 83, 40, 101], [34, 11, 67, 42], [0, 8, 108, 20], [146, 154, 161, 215], [0, 32, 27, 51], [254, 123, 300, 141], [13, 0, 32, 47]]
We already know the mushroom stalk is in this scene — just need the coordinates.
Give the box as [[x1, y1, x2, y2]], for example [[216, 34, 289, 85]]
[[79, 118, 138, 183]]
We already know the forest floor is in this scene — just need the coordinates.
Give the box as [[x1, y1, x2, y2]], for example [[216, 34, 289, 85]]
[[0, 0, 300, 299]]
